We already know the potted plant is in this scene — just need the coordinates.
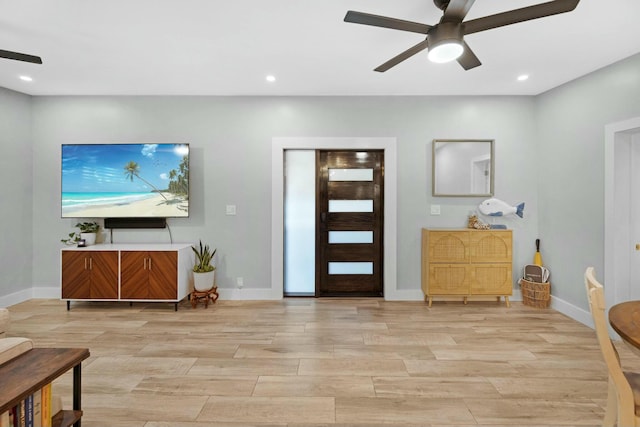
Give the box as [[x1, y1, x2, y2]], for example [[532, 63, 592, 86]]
[[61, 221, 100, 246], [191, 240, 216, 291]]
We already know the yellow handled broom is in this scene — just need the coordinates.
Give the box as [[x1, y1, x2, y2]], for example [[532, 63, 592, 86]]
[[534, 238, 543, 266]]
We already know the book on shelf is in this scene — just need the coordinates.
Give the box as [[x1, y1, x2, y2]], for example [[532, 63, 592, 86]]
[[25, 394, 33, 427], [32, 390, 42, 427], [40, 383, 51, 427], [0, 409, 10, 427], [18, 398, 26, 427]]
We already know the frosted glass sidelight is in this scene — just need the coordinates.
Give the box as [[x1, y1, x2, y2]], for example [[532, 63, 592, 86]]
[[329, 231, 373, 244], [328, 200, 373, 212], [329, 168, 373, 181], [328, 262, 374, 275], [284, 150, 316, 294]]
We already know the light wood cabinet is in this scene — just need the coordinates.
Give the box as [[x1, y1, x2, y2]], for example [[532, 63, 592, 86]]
[[61, 250, 118, 300], [61, 244, 193, 310], [421, 228, 513, 307]]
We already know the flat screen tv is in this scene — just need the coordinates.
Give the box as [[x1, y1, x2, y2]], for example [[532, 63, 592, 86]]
[[61, 143, 189, 218]]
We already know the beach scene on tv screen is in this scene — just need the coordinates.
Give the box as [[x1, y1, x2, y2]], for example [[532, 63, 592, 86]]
[[62, 143, 189, 218]]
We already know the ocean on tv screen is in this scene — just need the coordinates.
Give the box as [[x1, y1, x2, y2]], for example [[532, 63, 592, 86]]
[[61, 143, 189, 218]]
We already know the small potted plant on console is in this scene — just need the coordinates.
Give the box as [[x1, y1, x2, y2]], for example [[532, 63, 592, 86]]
[[61, 221, 100, 246], [191, 240, 217, 292]]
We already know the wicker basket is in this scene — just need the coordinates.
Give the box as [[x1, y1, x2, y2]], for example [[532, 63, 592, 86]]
[[519, 278, 551, 308]]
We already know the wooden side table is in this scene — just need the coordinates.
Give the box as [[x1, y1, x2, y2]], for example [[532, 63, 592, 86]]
[[191, 287, 219, 308], [0, 347, 90, 427]]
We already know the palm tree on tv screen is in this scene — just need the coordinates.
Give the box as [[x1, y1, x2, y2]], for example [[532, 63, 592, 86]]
[[123, 161, 169, 202]]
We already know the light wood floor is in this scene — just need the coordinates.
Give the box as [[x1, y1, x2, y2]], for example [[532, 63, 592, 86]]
[[5, 298, 636, 426]]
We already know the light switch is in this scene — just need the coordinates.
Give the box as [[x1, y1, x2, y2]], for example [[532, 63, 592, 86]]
[[430, 205, 441, 215], [226, 205, 237, 215]]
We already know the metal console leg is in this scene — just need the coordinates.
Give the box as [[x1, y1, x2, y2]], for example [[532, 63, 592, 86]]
[[73, 363, 82, 427]]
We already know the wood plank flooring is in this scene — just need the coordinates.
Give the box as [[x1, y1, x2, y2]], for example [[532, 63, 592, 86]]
[[5, 298, 636, 426]]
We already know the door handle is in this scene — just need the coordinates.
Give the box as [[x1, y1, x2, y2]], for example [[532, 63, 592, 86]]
[[321, 212, 327, 223]]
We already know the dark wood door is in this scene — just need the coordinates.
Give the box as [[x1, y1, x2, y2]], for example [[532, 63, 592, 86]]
[[316, 150, 384, 296]]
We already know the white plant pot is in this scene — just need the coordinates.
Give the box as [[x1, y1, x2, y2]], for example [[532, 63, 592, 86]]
[[80, 232, 97, 246], [193, 270, 215, 292]]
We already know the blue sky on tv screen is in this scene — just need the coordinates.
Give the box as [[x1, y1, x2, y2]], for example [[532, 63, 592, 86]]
[[62, 143, 189, 193]]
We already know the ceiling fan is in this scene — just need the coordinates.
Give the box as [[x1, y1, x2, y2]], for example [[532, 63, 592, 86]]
[[344, 0, 579, 72], [0, 48, 42, 64]]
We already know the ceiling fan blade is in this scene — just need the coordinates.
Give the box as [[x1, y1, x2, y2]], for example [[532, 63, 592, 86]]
[[463, 0, 579, 35], [0, 49, 42, 64], [374, 39, 430, 72], [442, 0, 476, 23], [345, 11, 431, 35], [456, 41, 481, 70]]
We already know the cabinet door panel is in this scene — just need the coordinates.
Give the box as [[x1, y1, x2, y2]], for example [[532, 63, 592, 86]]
[[470, 232, 512, 263], [61, 251, 90, 299], [428, 232, 469, 263], [469, 264, 512, 294], [429, 264, 469, 295], [148, 252, 178, 299], [89, 251, 119, 299], [120, 251, 150, 299]]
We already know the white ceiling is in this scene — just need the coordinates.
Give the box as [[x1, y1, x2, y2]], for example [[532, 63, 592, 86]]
[[1, 0, 639, 96]]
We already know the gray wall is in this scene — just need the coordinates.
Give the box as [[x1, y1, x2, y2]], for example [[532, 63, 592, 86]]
[[536, 53, 640, 309], [2, 52, 640, 316], [0, 87, 33, 295], [27, 96, 537, 297]]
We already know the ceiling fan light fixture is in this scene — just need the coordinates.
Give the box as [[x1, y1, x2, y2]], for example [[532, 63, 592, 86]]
[[427, 22, 464, 64], [428, 42, 463, 63]]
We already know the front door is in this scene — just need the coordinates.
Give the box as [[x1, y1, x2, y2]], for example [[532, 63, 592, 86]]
[[316, 150, 384, 296]]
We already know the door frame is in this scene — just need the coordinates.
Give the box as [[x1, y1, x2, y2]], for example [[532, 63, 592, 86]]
[[272, 137, 397, 299], [605, 117, 640, 310]]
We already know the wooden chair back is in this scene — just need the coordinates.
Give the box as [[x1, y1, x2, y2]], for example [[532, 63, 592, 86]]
[[585, 266, 637, 426]]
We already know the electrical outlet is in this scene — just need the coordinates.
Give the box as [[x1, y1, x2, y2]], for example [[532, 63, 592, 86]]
[[430, 205, 441, 215], [237, 277, 244, 288], [226, 205, 237, 215]]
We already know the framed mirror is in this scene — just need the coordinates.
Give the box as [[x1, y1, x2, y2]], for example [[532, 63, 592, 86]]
[[432, 139, 494, 197]]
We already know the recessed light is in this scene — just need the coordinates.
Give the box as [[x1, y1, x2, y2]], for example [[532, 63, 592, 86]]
[[266, 75, 276, 83], [517, 74, 529, 82], [19, 75, 33, 82]]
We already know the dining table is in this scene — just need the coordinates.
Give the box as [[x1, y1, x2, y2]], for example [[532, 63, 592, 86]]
[[609, 300, 640, 352]]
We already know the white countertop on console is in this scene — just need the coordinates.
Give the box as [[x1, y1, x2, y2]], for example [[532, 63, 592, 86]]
[[61, 243, 193, 251]]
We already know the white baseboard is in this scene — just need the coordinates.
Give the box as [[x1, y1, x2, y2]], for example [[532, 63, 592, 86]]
[[5, 286, 594, 332], [0, 289, 32, 308], [217, 288, 282, 300], [383, 289, 424, 301], [0, 286, 61, 308], [549, 294, 593, 328], [20, 286, 283, 303]]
